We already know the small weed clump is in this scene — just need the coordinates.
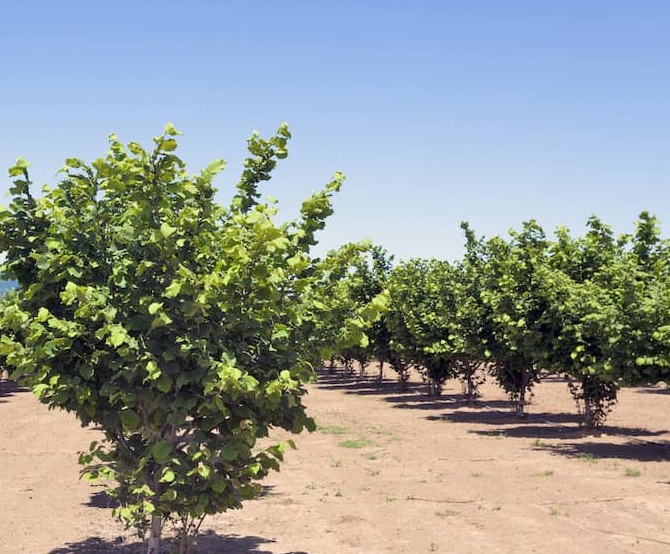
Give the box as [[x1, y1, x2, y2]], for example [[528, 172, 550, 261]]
[[339, 438, 375, 449]]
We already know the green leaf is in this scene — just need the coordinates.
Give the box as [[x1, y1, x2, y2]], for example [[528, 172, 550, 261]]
[[156, 375, 172, 393], [146, 360, 161, 380], [161, 139, 178, 152], [120, 410, 140, 428], [8, 156, 29, 177], [160, 469, 176, 483], [164, 122, 181, 136], [108, 325, 127, 347], [165, 281, 182, 298], [148, 302, 163, 315], [205, 159, 226, 175], [152, 440, 172, 464], [160, 222, 177, 238], [161, 489, 178, 501], [220, 443, 239, 461]]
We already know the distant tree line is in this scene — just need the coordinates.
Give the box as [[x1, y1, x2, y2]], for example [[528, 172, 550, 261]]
[[326, 213, 670, 429]]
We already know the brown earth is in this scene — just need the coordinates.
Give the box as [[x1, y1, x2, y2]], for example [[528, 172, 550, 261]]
[[2, 367, 670, 554]]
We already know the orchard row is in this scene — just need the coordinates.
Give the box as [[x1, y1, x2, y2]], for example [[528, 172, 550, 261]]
[[321, 214, 670, 429]]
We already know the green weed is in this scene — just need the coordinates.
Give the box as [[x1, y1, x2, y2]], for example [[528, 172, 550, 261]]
[[339, 438, 374, 449], [317, 424, 348, 435]]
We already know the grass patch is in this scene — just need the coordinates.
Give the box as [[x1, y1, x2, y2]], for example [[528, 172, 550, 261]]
[[576, 453, 598, 463], [624, 467, 641, 477], [534, 469, 554, 477], [339, 438, 375, 449]]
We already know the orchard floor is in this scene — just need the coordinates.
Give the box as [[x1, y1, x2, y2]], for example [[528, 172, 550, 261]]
[[2, 368, 670, 554]]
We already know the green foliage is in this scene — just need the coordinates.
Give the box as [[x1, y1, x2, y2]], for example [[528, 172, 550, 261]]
[[0, 124, 345, 553], [387, 259, 462, 396], [342, 246, 394, 380], [476, 221, 549, 416], [311, 244, 391, 381], [543, 214, 670, 427]]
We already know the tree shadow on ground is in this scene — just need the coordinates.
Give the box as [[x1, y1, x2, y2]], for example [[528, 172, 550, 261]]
[[47, 531, 311, 554], [433, 408, 669, 442], [432, 408, 582, 428], [387, 394, 511, 411], [85, 489, 119, 509], [534, 440, 670, 462], [0, 378, 29, 402], [47, 536, 141, 554], [470, 424, 668, 440], [315, 370, 418, 397]]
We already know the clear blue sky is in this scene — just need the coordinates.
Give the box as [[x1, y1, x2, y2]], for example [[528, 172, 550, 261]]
[[2, 0, 669, 261]]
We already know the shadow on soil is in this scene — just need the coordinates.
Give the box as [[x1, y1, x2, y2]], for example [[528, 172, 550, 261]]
[[47, 531, 310, 554], [0, 378, 29, 402], [315, 370, 410, 396], [86, 489, 120, 509], [535, 440, 670, 462], [316, 367, 670, 462]]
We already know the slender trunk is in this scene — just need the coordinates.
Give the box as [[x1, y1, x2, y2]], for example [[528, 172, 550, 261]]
[[398, 372, 408, 392], [584, 400, 594, 430], [146, 514, 162, 554], [466, 372, 475, 402], [377, 360, 384, 385], [516, 368, 528, 418]]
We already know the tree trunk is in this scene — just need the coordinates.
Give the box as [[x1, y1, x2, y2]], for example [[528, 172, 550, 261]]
[[398, 371, 408, 392], [146, 514, 162, 554], [516, 369, 528, 418], [377, 360, 384, 385], [466, 372, 475, 402], [584, 400, 594, 430]]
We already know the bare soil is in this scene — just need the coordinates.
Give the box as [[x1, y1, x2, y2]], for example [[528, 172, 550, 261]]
[[2, 367, 670, 554]]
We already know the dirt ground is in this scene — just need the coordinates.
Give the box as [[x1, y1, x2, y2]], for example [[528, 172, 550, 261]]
[[2, 366, 670, 554]]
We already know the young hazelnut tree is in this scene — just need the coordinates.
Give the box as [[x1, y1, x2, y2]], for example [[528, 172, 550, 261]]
[[0, 123, 344, 554]]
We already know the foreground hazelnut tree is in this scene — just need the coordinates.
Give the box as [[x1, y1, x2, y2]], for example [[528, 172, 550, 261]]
[[0, 123, 344, 553]]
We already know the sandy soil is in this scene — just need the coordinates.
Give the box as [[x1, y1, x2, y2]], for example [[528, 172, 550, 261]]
[[2, 367, 670, 554]]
